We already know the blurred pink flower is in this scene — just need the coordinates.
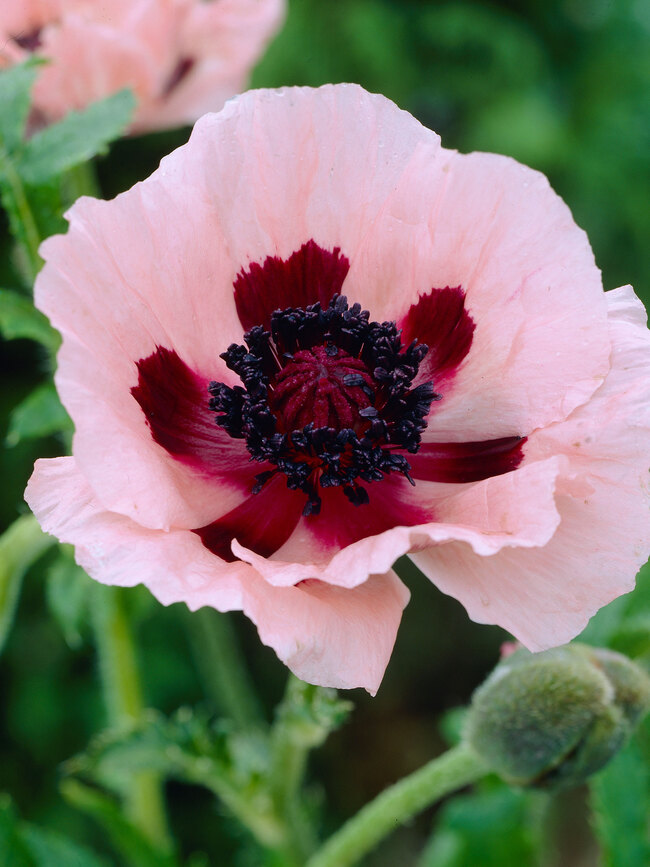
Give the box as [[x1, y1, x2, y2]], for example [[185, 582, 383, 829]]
[[0, 0, 285, 134], [25, 85, 650, 692]]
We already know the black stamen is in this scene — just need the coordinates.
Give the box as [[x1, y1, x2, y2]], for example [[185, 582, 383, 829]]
[[210, 295, 436, 512]]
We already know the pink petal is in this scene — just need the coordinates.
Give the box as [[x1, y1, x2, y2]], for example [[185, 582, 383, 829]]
[[25, 455, 407, 692], [24, 456, 247, 610], [242, 571, 410, 694], [232, 456, 563, 589], [411, 287, 650, 648], [1, 0, 285, 133]]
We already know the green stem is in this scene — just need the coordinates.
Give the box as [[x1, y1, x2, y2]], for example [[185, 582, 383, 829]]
[[306, 743, 488, 867], [185, 606, 264, 727], [90, 585, 173, 855], [0, 149, 43, 285], [0, 514, 56, 655], [270, 675, 318, 861]]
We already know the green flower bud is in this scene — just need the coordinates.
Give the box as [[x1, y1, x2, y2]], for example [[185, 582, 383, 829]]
[[465, 644, 650, 790]]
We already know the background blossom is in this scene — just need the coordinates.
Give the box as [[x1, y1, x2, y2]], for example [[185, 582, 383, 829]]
[[25, 85, 650, 692], [0, 0, 285, 133]]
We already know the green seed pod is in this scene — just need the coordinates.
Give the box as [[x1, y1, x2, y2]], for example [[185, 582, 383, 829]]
[[465, 644, 650, 789]]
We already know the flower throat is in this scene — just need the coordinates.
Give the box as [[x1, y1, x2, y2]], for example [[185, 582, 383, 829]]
[[209, 294, 438, 516]]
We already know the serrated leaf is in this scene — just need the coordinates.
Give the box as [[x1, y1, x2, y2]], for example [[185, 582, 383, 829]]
[[0, 288, 60, 350], [6, 382, 72, 446], [18, 89, 136, 185], [273, 678, 353, 750], [64, 708, 240, 793], [590, 725, 650, 867], [21, 825, 109, 867], [0, 60, 41, 153], [64, 709, 287, 850], [0, 515, 56, 655], [45, 547, 91, 649]]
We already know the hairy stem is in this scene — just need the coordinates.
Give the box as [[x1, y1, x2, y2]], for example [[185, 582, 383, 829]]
[[269, 675, 320, 861], [91, 585, 173, 855], [306, 743, 488, 867]]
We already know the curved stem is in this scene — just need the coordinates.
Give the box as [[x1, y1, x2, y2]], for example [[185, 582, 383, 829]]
[[90, 585, 173, 855], [306, 743, 488, 867]]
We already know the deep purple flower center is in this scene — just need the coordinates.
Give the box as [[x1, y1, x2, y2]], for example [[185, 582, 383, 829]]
[[209, 294, 439, 515]]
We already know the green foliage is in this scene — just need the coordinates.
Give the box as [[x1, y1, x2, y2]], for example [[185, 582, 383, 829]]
[[580, 561, 650, 661], [45, 546, 92, 650], [0, 60, 42, 154], [0, 288, 60, 351], [0, 515, 55, 655], [6, 382, 72, 447], [0, 794, 109, 867], [0, 62, 134, 287], [60, 780, 177, 867], [419, 784, 545, 867], [589, 719, 650, 867], [18, 90, 136, 186]]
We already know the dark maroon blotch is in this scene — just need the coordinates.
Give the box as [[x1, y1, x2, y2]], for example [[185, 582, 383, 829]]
[[399, 286, 475, 384], [408, 436, 526, 484], [131, 346, 249, 478], [234, 240, 350, 332], [193, 476, 303, 561]]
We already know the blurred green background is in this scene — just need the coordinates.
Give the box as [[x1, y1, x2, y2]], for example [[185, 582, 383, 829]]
[[1, 1, 649, 865]]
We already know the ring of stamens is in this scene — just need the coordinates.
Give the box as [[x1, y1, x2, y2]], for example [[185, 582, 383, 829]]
[[209, 295, 439, 515]]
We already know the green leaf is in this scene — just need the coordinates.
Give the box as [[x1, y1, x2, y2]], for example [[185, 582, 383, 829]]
[[45, 546, 91, 649], [0, 515, 56, 655], [18, 90, 136, 185], [419, 784, 544, 867], [0, 796, 34, 867], [0, 288, 60, 351], [590, 725, 650, 867], [6, 382, 72, 446], [21, 825, 109, 867], [64, 709, 287, 851], [0, 60, 41, 153]]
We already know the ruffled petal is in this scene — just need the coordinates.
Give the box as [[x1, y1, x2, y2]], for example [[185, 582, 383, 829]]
[[411, 286, 650, 649], [232, 456, 563, 589], [24, 456, 247, 609], [25, 454, 407, 692], [242, 571, 409, 694]]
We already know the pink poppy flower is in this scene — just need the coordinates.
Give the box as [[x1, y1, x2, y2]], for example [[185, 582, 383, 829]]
[[0, 0, 285, 134], [25, 85, 650, 693]]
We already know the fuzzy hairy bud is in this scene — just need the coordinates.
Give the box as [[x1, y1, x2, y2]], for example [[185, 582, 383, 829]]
[[465, 644, 650, 789]]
